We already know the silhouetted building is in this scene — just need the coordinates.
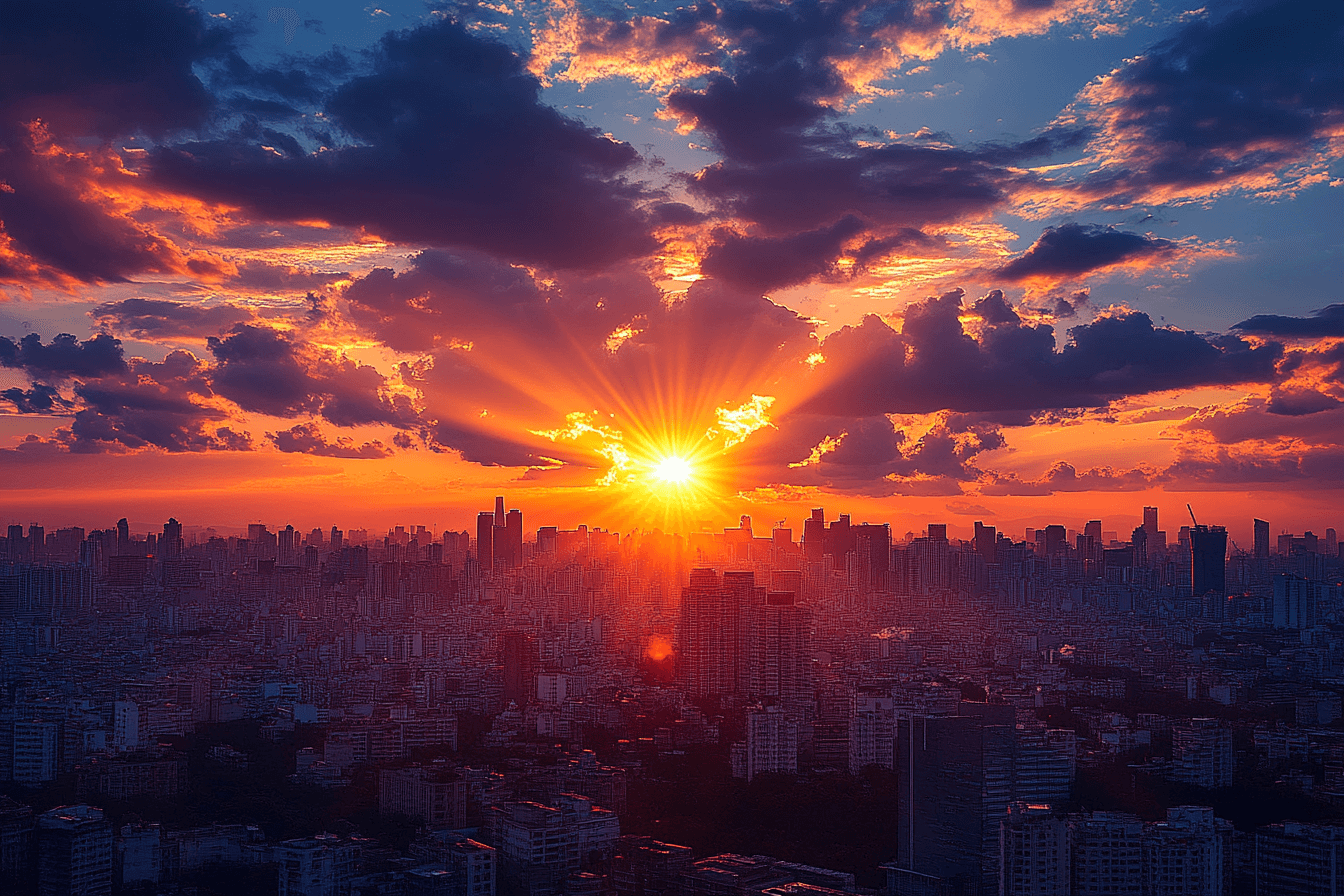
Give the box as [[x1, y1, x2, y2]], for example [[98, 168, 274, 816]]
[[1254, 519, 1270, 560], [1189, 525, 1227, 619], [477, 512, 495, 573], [38, 804, 112, 896], [895, 703, 1015, 895]]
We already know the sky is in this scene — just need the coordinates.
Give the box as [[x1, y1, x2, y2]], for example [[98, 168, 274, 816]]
[[1, 0, 1342, 542]]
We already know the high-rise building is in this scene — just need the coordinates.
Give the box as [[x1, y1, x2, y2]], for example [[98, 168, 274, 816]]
[[742, 706, 798, 781], [502, 509, 523, 569], [1143, 507, 1158, 542], [803, 509, 826, 562], [160, 518, 183, 560], [1272, 575, 1313, 630], [1255, 822, 1344, 896], [895, 703, 1015, 895], [12, 720, 58, 786], [275, 836, 359, 896], [38, 804, 112, 896], [476, 512, 495, 573], [1189, 525, 1227, 619], [852, 523, 892, 591], [1141, 807, 1229, 896], [379, 767, 469, 828], [974, 522, 997, 562], [1000, 803, 1069, 896], [1254, 519, 1270, 560], [678, 569, 749, 699], [750, 592, 812, 707], [501, 631, 538, 706], [1070, 812, 1142, 896]]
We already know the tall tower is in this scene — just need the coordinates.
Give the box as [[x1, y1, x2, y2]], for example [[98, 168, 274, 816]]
[[678, 568, 755, 698], [503, 509, 523, 569], [161, 518, 184, 560], [803, 509, 826, 562], [895, 703, 1016, 895], [1143, 506, 1158, 541], [1254, 519, 1270, 560], [1190, 525, 1228, 622], [476, 511, 494, 572]]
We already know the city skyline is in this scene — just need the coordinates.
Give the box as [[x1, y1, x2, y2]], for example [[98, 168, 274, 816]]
[[2, 0, 1344, 534]]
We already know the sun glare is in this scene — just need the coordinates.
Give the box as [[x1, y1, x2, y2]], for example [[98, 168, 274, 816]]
[[652, 455, 694, 485]]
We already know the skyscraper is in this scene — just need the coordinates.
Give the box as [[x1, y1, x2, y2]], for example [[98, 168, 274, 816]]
[[678, 569, 761, 699], [895, 703, 1015, 895], [750, 592, 812, 707], [476, 511, 494, 573], [502, 508, 523, 569], [1189, 525, 1227, 620], [1143, 506, 1158, 541], [803, 509, 826, 562], [1253, 518, 1270, 560]]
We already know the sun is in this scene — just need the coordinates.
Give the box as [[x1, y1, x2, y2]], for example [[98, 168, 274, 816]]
[[652, 455, 694, 485]]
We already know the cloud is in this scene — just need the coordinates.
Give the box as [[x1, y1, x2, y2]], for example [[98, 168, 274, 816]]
[[151, 18, 658, 270], [94, 298, 259, 339], [1233, 304, 1344, 338], [67, 350, 251, 453], [1, 383, 71, 415], [0, 1, 238, 286], [802, 289, 1281, 416], [980, 461, 1164, 495], [269, 422, 392, 458], [1067, 0, 1344, 207], [698, 216, 867, 292], [995, 223, 1182, 283], [206, 324, 415, 427], [0, 333, 127, 378]]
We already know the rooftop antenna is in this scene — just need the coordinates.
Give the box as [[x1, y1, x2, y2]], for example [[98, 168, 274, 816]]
[[1187, 503, 1198, 527]]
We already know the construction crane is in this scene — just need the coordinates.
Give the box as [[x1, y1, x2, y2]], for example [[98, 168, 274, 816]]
[[1187, 503, 1199, 527]]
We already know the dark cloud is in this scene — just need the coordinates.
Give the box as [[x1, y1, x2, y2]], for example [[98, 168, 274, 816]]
[[152, 18, 657, 270], [1, 383, 70, 415], [0, 0, 227, 140], [68, 350, 251, 453], [1233, 304, 1344, 338], [980, 462, 1164, 496], [269, 422, 392, 458], [995, 223, 1179, 282], [802, 289, 1281, 416], [207, 324, 415, 427], [0, 333, 126, 378], [93, 299, 258, 339], [1075, 0, 1344, 205], [1266, 387, 1342, 417], [698, 216, 866, 292], [0, 1, 237, 285], [1166, 443, 1344, 485]]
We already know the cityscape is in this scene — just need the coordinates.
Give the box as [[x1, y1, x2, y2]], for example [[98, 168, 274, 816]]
[[3, 0, 1344, 894], [2, 498, 1343, 895]]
